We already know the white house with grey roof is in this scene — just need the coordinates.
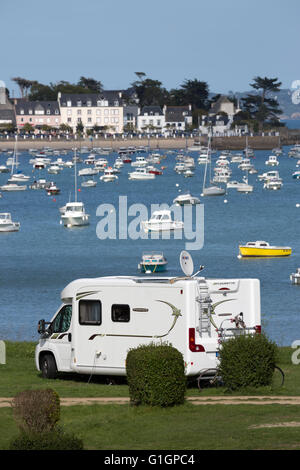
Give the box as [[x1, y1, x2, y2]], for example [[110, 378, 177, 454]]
[[137, 106, 165, 133], [58, 91, 124, 134], [164, 105, 193, 133]]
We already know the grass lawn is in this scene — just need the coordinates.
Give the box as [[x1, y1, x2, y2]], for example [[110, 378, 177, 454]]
[[0, 342, 298, 398], [1, 403, 300, 450], [1, 342, 300, 450]]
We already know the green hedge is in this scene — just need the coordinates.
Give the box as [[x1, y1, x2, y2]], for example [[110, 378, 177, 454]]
[[9, 427, 83, 450], [218, 333, 278, 390], [126, 342, 186, 407]]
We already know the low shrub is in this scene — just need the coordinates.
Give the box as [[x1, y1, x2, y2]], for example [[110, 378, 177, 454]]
[[126, 342, 186, 407], [11, 388, 60, 434], [218, 333, 278, 391], [9, 427, 83, 450]]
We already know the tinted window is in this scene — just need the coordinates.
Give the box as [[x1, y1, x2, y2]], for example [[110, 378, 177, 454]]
[[112, 304, 130, 323], [79, 300, 101, 325]]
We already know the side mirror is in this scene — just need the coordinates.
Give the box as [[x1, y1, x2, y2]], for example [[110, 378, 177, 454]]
[[38, 319, 46, 334]]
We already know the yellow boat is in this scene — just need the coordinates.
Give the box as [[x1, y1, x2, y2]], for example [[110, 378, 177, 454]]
[[239, 241, 292, 258]]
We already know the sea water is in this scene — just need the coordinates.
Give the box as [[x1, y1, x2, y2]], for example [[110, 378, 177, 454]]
[[0, 146, 299, 346]]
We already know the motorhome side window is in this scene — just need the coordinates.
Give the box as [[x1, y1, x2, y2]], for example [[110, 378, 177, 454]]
[[79, 300, 101, 325], [111, 304, 130, 323], [51, 305, 72, 333]]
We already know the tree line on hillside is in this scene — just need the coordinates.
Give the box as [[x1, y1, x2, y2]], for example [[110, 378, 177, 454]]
[[10, 74, 283, 132]]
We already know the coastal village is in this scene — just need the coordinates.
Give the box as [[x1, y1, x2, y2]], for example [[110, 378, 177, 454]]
[[0, 82, 247, 137]]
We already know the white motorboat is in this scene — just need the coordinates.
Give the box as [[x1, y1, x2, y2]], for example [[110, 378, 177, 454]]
[[114, 157, 124, 168], [47, 165, 61, 175], [173, 192, 201, 206], [8, 173, 30, 183], [0, 165, 9, 173], [78, 167, 99, 176], [216, 155, 230, 167], [0, 183, 27, 191], [100, 168, 119, 182], [33, 157, 51, 169], [142, 210, 184, 233], [128, 168, 155, 180], [174, 162, 187, 174], [184, 168, 194, 177], [94, 158, 108, 170], [265, 155, 279, 166], [46, 182, 60, 195], [290, 268, 300, 285], [197, 153, 210, 165], [60, 202, 90, 227], [64, 160, 74, 168], [227, 178, 253, 192], [81, 179, 97, 187], [60, 150, 89, 227], [30, 179, 50, 190], [238, 158, 253, 171], [258, 170, 282, 183], [263, 179, 282, 190], [131, 156, 148, 167], [212, 168, 231, 183], [0, 213, 20, 232], [231, 153, 243, 163], [84, 154, 96, 165]]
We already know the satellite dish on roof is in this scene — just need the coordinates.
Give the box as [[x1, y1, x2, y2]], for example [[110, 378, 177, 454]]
[[180, 250, 194, 277]]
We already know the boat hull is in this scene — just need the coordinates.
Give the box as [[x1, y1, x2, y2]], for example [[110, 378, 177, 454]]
[[139, 263, 167, 273], [0, 223, 20, 232], [61, 216, 90, 227], [239, 246, 292, 257]]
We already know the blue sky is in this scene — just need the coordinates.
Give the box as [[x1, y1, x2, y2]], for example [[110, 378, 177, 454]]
[[2, 0, 299, 96]]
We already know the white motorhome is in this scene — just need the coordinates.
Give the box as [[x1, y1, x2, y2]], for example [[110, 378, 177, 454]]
[[35, 274, 261, 379]]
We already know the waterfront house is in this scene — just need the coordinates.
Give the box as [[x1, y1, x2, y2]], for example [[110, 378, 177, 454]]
[[15, 100, 60, 130], [164, 105, 193, 134], [58, 91, 124, 134], [137, 106, 165, 134]]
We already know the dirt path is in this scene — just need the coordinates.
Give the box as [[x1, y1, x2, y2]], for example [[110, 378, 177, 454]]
[[2, 396, 300, 407]]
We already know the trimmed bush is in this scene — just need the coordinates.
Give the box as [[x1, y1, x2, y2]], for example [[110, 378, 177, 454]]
[[218, 333, 278, 390], [126, 342, 186, 407], [9, 427, 83, 450], [11, 388, 60, 434]]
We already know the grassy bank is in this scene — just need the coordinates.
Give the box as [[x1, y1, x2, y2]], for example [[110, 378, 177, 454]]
[[1, 342, 300, 450], [0, 342, 298, 398], [2, 402, 300, 450]]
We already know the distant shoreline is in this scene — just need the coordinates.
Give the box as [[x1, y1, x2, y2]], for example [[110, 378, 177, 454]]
[[0, 134, 299, 151]]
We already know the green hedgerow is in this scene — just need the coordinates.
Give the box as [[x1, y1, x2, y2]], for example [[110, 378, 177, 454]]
[[126, 342, 186, 407], [9, 427, 84, 450], [218, 333, 278, 391]]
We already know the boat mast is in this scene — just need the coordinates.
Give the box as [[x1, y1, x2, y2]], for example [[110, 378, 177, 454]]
[[74, 147, 77, 202], [11, 135, 17, 176], [202, 133, 210, 191]]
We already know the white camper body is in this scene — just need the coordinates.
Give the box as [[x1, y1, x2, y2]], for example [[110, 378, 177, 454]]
[[35, 276, 261, 378]]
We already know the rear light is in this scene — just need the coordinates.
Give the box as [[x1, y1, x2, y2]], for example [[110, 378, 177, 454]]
[[255, 325, 261, 334], [189, 328, 205, 352]]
